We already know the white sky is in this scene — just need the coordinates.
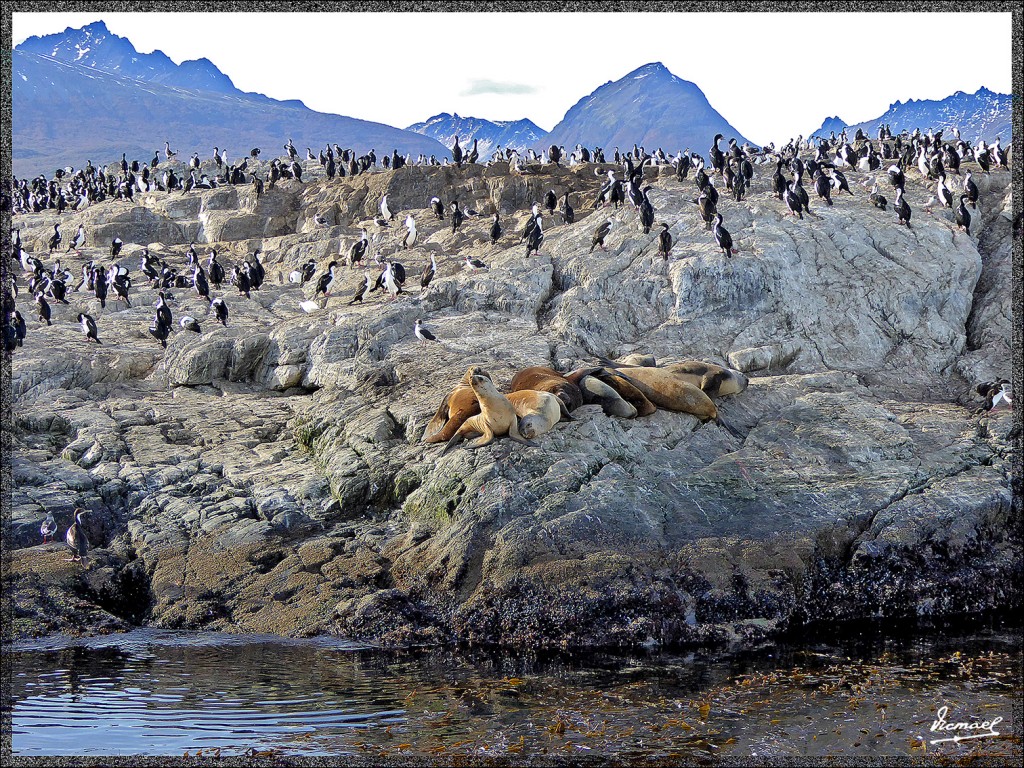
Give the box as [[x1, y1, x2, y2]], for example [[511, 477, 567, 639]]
[[11, 11, 1014, 147]]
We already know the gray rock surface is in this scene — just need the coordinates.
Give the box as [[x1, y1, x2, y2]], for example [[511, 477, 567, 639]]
[[7, 152, 1018, 648]]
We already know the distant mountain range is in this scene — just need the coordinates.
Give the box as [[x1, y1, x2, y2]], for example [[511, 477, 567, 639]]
[[538, 62, 753, 156], [406, 113, 546, 159], [811, 87, 1012, 143], [11, 21, 449, 177]]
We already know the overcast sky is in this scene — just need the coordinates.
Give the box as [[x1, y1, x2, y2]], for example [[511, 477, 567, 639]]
[[11, 10, 1013, 147]]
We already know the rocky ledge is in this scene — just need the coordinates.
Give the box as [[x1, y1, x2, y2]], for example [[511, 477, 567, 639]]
[[5, 152, 1019, 648]]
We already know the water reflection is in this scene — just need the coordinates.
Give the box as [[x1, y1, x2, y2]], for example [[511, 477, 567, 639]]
[[11, 623, 1021, 760]]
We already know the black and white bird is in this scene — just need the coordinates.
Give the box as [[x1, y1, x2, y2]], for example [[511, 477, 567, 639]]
[[380, 194, 394, 222], [894, 188, 912, 227], [402, 215, 418, 249], [869, 183, 888, 211], [47, 223, 61, 253], [560, 191, 575, 224], [525, 213, 544, 256], [110, 236, 123, 258], [155, 291, 172, 328], [590, 219, 612, 253], [68, 224, 86, 254], [464, 254, 487, 270], [349, 271, 371, 305], [976, 379, 1012, 411], [657, 223, 673, 260], [210, 297, 229, 326], [937, 175, 954, 209], [489, 213, 502, 244], [78, 313, 100, 344], [35, 292, 52, 325], [314, 261, 340, 297], [180, 316, 202, 333], [713, 214, 736, 257], [430, 197, 445, 220], [149, 314, 171, 348], [963, 172, 979, 209], [955, 195, 972, 235], [65, 508, 90, 563], [40, 512, 57, 544], [348, 230, 369, 266], [450, 200, 465, 234], [414, 318, 441, 344]]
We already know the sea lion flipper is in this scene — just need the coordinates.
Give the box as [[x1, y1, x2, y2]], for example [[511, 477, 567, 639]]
[[715, 415, 744, 440], [440, 432, 465, 456]]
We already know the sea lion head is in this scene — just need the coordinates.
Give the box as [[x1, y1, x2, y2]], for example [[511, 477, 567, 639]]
[[518, 415, 539, 440]]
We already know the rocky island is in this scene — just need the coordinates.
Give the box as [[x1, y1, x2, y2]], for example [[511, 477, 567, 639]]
[[5, 142, 1019, 651]]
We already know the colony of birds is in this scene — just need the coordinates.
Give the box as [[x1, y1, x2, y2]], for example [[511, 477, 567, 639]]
[[4, 123, 1014, 558]]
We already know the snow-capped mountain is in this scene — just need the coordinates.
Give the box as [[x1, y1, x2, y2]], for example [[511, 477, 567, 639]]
[[406, 113, 547, 159], [538, 62, 753, 157], [12, 22, 449, 177], [811, 88, 1012, 143]]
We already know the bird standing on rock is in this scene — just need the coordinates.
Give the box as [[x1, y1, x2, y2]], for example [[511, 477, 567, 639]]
[[713, 213, 737, 257], [415, 318, 441, 344], [590, 219, 612, 253], [41, 513, 57, 544], [65, 508, 89, 564], [78, 313, 101, 344], [657, 223, 673, 260]]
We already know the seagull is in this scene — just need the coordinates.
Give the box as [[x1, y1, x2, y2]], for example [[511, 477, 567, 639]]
[[40, 513, 57, 544], [464, 254, 487, 270], [415, 318, 441, 344]]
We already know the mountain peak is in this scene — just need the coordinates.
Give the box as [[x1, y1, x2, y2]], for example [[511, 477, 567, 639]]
[[541, 62, 749, 153], [80, 20, 111, 35]]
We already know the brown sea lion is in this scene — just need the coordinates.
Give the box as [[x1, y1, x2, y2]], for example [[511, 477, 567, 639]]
[[441, 374, 537, 454], [565, 367, 637, 418], [422, 365, 488, 444], [593, 367, 658, 416], [509, 366, 583, 412], [600, 366, 744, 439], [661, 360, 749, 397], [507, 390, 572, 440], [617, 353, 657, 367]]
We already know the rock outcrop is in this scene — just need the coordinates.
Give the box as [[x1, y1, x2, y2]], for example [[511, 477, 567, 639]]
[[6, 151, 1018, 649]]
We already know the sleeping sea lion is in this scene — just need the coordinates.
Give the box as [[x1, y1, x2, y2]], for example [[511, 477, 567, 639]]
[[661, 360, 749, 397], [593, 367, 658, 416], [441, 374, 538, 454], [423, 365, 488, 443], [565, 368, 637, 418], [509, 366, 583, 412], [507, 390, 572, 439]]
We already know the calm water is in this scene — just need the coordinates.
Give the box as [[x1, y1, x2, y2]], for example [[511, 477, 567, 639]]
[[10, 623, 1021, 761]]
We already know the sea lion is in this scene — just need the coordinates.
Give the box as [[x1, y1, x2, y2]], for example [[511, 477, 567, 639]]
[[593, 367, 658, 416], [565, 368, 637, 418], [662, 360, 749, 397], [509, 366, 583, 412], [617, 353, 657, 367], [422, 365, 488, 444], [600, 366, 744, 439], [601, 365, 717, 418], [441, 374, 538, 454], [507, 390, 572, 439]]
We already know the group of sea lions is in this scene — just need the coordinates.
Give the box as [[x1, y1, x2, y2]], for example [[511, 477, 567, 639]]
[[424, 356, 749, 453]]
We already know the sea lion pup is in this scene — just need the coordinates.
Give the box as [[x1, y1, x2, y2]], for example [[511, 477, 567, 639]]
[[564, 368, 637, 418], [509, 366, 584, 412], [600, 366, 744, 438], [661, 360, 749, 398], [506, 390, 573, 440], [441, 374, 538, 454], [422, 365, 488, 444]]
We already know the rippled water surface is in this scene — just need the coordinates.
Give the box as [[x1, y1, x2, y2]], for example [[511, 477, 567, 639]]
[[11, 625, 1021, 761]]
